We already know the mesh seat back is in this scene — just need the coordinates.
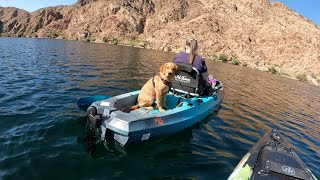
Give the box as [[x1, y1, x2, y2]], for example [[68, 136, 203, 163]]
[[172, 63, 200, 95]]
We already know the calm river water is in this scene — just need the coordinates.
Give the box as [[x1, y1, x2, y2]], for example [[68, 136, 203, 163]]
[[0, 37, 319, 179]]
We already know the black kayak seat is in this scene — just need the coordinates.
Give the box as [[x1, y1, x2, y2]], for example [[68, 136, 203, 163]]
[[171, 63, 200, 98]]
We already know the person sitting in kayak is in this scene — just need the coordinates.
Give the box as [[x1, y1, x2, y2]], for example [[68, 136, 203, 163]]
[[173, 38, 214, 95]]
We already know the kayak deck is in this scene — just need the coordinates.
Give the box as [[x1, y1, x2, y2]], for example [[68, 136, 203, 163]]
[[228, 129, 318, 180]]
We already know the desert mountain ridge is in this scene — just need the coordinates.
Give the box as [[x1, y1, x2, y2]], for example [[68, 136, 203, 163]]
[[1, 0, 320, 86]]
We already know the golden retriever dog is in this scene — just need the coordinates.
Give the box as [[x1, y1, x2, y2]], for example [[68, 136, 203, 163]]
[[124, 62, 180, 113]]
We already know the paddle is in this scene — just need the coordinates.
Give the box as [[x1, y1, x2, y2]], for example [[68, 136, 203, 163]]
[[76, 95, 110, 111]]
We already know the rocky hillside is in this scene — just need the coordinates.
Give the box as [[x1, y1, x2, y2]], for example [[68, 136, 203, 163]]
[[1, 0, 320, 86]]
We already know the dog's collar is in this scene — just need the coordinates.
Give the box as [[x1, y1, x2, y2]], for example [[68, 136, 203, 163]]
[[160, 76, 172, 87], [158, 74, 172, 87], [152, 74, 172, 88]]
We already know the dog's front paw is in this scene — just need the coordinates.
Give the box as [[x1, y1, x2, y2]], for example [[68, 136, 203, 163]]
[[159, 108, 165, 112]]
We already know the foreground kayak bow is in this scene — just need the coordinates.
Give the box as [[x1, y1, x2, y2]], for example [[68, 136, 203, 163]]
[[228, 129, 318, 180]]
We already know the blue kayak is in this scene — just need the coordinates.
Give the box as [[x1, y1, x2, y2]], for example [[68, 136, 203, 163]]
[[78, 63, 224, 146]]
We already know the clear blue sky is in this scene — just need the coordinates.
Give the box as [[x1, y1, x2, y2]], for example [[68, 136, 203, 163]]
[[0, 0, 319, 26], [0, 0, 77, 12], [278, 0, 320, 26]]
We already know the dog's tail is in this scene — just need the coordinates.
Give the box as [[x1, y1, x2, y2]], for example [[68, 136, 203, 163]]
[[122, 104, 139, 113]]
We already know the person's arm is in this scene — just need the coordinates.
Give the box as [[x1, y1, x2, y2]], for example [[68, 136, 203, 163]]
[[173, 52, 184, 63], [200, 58, 210, 86], [201, 71, 210, 87], [173, 54, 177, 63]]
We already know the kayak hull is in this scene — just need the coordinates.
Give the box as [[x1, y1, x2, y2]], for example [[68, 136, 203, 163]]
[[86, 84, 224, 146]]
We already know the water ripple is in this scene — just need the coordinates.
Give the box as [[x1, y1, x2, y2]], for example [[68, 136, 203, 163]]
[[0, 37, 319, 179]]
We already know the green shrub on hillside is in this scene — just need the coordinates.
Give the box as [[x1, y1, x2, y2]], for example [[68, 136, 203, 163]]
[[85, 35, 96, 42], [268, 66, 277, 74], [296, 73, 307, 82], [103, 37, 119, 44], [30, 32, 38, 38], [128, 37, 140, 46], [53, 30, 65, 38], [48, 31, 59, 38], [102, 37, 109, 43], [231, 57, 239, 65], [219, 53, 228, 63]]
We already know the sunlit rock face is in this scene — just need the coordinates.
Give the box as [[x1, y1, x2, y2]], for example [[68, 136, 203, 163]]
[[1, 0, 319, 86]]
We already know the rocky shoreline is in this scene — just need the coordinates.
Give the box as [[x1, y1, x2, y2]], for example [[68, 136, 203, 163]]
[[1, 0, 319, 86]]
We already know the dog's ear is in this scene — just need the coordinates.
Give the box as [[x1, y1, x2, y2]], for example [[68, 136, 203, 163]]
[[160, 63, 167, 74], [174, 64, 180, 75]]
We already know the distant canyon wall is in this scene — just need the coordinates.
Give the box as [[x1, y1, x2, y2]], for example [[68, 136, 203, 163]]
[[1, 0, 319, 86]]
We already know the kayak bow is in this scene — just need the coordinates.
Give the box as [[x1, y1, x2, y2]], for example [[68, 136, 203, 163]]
[[228, 129, 318, 180]]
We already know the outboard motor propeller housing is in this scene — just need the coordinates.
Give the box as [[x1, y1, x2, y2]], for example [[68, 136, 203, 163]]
[[86, 106, 101, 129], [87, 106, 97, 115]]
